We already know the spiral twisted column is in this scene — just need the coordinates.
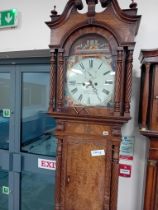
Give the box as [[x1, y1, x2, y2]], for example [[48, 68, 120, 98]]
[[114, 48, 124, 114], [48, 49, 57, 112], [57, 49, 64, 112], [124, 48, 134, 115]]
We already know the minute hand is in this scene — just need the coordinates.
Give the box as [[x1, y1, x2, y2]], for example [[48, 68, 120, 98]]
[[89, 80, 101, 102]]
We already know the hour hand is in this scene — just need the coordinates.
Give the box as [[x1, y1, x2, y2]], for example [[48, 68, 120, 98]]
[[87, 71, 94, 79]]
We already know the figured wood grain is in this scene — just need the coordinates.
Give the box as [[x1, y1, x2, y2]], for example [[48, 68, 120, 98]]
[[64, 137, 108, 210], [154, 170, 158, 210], [55, 138, 63, 210], [110, 144, 119, 210], [144, 160, 157, 210]]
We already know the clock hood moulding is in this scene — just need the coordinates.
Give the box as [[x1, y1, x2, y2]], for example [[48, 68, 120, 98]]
[[46, 0, 141, 48], [139, 48, 158, 64], [46, 0, 141, 120]]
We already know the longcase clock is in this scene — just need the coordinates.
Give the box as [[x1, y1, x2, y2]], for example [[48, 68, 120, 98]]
[[139, 49, 158, 210], [46, 0, 141, 209]]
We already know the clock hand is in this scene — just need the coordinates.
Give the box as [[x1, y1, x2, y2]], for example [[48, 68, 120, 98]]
[[68, 81, 86, 86], [85, 81, 91, 88], [93, 88, 101, 102], [87, 71, 95, 79], [89, 80, 101, 102]]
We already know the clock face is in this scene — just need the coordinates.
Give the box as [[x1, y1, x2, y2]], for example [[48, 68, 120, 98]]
[[66, 57, 115, 106]]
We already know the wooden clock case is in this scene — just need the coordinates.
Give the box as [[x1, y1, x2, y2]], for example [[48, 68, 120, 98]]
[[46, 0, 141, 209], [139, 49, 158, 210]]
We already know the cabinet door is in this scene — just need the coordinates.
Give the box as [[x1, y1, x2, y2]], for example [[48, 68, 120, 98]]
[[63, 137, 111, 210], [151, 65, 158, 130]]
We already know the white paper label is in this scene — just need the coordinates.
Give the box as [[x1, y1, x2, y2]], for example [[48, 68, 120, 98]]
[[120, 169, 130, 175], [38, 158, 56, 170], [102, 131, 109, 136], [91, 150, 105, 157]]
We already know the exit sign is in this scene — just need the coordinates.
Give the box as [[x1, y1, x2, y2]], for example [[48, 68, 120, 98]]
[[0, 9, 18, 28]]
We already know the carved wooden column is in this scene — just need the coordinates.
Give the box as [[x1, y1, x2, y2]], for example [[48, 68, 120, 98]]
[[57, 49, 64, 112], [111, 144, 119, 210], [114, 48, 124, 115], [124, 48, 134, 116], [144, 160, 158, 210], [104, 141, 112, 210], [111, 127, 121, 210], [55, 138, 63, 210], [49, 49, 57, 112], [141, 63, 150, 130]]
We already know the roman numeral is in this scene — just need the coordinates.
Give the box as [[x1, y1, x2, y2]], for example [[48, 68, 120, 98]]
[[79, 62, 85, 70], [98, 62, 103, 70], [89, 59, 93, 68], [105, 80, 113, 85], [68, 80, 76, 85], [102, 89, 110, 95], [78, 94, 83, 102], [71, 88, 78, 94], [103, 71, 110, 76]]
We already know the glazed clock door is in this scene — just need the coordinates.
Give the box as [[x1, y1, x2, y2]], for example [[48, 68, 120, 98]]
[[65, 34, 116, 109], [64, 136, 111, 210]]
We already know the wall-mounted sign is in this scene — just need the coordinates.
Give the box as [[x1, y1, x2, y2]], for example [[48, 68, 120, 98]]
[[119, 164, 132, 178], [0, 9, 18, 28], [2, 186, 10, 195], [3, 109, 11, 118], [38, 158, 56, 170], [120, 136, 135, 160]]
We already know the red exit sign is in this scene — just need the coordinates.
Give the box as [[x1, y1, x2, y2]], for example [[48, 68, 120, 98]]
[[38, 158, 56, 170]]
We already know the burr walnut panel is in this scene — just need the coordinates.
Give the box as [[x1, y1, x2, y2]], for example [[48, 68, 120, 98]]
[[64, 137, 110, 210]]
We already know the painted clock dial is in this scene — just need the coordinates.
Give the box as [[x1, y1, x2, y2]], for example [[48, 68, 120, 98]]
[[66, 57, 114, 106], [65, 34, 115, 107]]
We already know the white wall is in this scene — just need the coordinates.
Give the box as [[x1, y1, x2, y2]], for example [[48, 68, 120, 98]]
[[118, 1, 158, 210], [0, 0, 158, 209]]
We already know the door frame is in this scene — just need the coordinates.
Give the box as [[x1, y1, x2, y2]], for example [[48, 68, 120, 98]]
[[0, 53, 57, 210]]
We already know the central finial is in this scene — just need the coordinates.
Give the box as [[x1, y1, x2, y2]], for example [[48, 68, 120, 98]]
[[50, 5, 58, 21], [129, 0, 137, 9], [51, 5, 58, 16]]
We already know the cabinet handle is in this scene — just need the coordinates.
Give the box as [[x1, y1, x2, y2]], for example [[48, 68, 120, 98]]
[[154, 96, 158, 99], [67, 176, 70, 184]]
